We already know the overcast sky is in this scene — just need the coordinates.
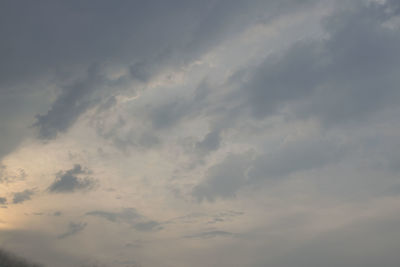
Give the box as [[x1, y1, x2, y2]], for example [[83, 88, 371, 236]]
[[1, 0, 400, 266]]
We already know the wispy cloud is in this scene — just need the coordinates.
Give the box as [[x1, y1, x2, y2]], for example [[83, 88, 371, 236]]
[[57, 222, 87, 239]]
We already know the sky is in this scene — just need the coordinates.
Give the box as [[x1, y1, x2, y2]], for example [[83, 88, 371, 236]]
[[1, 0, 400, 266]]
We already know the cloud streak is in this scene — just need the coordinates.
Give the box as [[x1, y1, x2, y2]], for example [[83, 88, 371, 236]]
[[57, 222, 87, 239]]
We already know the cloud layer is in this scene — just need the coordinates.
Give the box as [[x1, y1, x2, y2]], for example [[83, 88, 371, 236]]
[[1, 0, 400, 267]]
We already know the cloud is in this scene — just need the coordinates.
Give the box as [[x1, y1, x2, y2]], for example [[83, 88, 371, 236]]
[[0, 248, 43, 267], [149, 98, 192, 129], [190, 0, 400, 204], [34, 65, 106, 139], [0, 0, 320, 162], [57, 222, 87, 239], [192, 153, 252, 202], [238, 0, 400, 125], [0, 166, 27, 184], [0, 0, 319, 146], [266, 213, 400, 267], [0, 165, 5, 183], [12, 189, 34, 204], [184, 230, 234, 239], [166, 210, 244, 226], [0, 91, 45, 161], [86, 208, 162, 232], [2, 0, 279, 87], [86, 208, 141, 223], [0, 229, 85, 267], [193, 136, 348, 201], [53, 211, 62, 217], [48, 164, 96, 193], [0, 0, 309, 143], [2, 1, 400, 267], [133, 221, 163, 232], [248, 137, 346, 182], [196, 130, 221, 155], [207, 211, 244, 224]]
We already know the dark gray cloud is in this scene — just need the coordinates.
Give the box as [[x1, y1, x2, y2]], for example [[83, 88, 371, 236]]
[[0, 197, 6, 205], [1, 0, 320, 143], [0, 127, 26, 162], [0, 88, 46, 160], [12, 190, 34, 204], [238, 0, 400, 125], [0, 165, 5, 183], [57, 222, 87, 239], [1, 0, 262, 85], [0, 0, 319, 163], [48, 164, 96, 193], [34, 65, 106, 139], [0, 229, 86, 267], [191, 0, 400, 202], [0, 0, 314, 142], [0, 0, 320, 168], [129, 61, 152, 83], [0, 248, 43, 267]]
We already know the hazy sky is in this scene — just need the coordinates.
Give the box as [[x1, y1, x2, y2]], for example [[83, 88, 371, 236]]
[[1, 0, 400, 266]]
